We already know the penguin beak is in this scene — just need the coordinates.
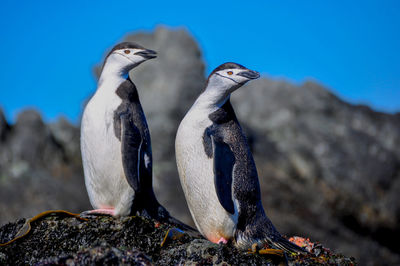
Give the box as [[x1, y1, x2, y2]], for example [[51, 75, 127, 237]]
[[237, 69, 260, 80], [135, 49, 157, 59]]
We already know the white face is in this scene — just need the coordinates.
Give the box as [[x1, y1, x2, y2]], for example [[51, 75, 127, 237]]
[[99, 45, 157, 81], [112, 48, 157, 67], [208, 67, 260, 93], [213, 68, 259, 86], [201, 67, 260, 106]]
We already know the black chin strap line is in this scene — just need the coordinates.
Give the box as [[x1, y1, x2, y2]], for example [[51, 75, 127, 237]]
[[215, 72, 241, 84]]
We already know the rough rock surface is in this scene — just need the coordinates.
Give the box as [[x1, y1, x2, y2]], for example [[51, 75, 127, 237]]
[[0, 214, 355, 265], [0, 108, 9, 141], [232, 79, 400, 265], [0, 109, 91, 223], [1, 26, 399, 265]]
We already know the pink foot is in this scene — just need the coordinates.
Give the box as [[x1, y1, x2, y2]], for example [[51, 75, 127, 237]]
[[217, 237, 228, 244], [87, 208, 116, 216]]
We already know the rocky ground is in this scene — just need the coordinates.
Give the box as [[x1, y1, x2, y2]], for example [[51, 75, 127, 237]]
[[0, 213, 355, 265], [1, 26, 399, 265]]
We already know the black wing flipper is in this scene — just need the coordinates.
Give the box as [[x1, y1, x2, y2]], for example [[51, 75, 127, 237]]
[[211, 134, 236, 214], [120, 113, 142, 192]]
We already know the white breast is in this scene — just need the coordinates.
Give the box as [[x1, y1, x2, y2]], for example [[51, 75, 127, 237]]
[[175, 104, 238, 242], [81, 79, 135, 216]]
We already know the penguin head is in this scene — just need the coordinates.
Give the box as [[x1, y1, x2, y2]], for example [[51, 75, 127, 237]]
[[204, 62, 260, 103], [104, 42, 157, 74]]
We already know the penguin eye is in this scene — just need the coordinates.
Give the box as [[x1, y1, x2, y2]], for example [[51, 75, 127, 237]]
[[124, 50, 130, 54], [227, 71, 233, 75]]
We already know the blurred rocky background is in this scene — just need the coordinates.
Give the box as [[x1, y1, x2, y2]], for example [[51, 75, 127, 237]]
[[1, 26, 399, 265]]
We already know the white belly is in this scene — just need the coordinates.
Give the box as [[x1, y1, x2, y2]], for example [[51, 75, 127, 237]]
[[81, 91, 134, 216], [175, 109, 237, 242]]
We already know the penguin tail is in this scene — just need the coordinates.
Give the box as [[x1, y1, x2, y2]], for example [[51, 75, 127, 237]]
[[269, 235, 309, 255]]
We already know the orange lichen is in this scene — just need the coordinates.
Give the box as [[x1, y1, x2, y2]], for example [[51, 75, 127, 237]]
[[289, 236, 314, 251]]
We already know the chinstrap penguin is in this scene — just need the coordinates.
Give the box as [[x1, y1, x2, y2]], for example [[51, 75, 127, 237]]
[[175, 62, 305, 253], [81, 42, 192, 230]]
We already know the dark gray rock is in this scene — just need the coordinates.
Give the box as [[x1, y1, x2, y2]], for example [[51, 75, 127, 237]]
[[0, 108, 10, 179], [0, 215, 355, 265], [233, 78, 400, 228], [49, 117, 82, 165], [232, 78, 400, 265], [6, 109, 65, 173], [0, 108, 8, 141], [38, 244, 152, 265], [0, 109, 90, 225], [0, 172, 91, 227]]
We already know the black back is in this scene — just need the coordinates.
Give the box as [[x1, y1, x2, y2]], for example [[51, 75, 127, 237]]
[[113, 77, 164, 216], [203, 99, 285, 242], [203, 100, 262, 215]]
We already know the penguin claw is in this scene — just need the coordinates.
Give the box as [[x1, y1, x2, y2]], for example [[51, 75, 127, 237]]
[[249, 243, 259, 253], [160, 228, 186, 247]]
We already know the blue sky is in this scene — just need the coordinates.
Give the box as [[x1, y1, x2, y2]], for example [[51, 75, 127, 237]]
[[0, 1, 399, 123]]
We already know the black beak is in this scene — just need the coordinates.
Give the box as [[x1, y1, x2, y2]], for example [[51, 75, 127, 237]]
[[237, 69, 260, 80], [135, 49, 157, 59]]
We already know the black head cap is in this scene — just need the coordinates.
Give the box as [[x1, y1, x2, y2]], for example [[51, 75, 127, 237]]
[[105, 42, 146, 59], [205, 62, 247, 87], [208, 62, 246, 78]]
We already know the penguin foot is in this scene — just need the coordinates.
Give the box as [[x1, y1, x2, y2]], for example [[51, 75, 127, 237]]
[[217, 237, 229, 244], [0, 210, 87, 247], [160, 228, 185, 247], [140, 204, 199, 236], [248, 243, 284, 256], [80, 208, 116, 217], [270, 235, 309, 255]]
